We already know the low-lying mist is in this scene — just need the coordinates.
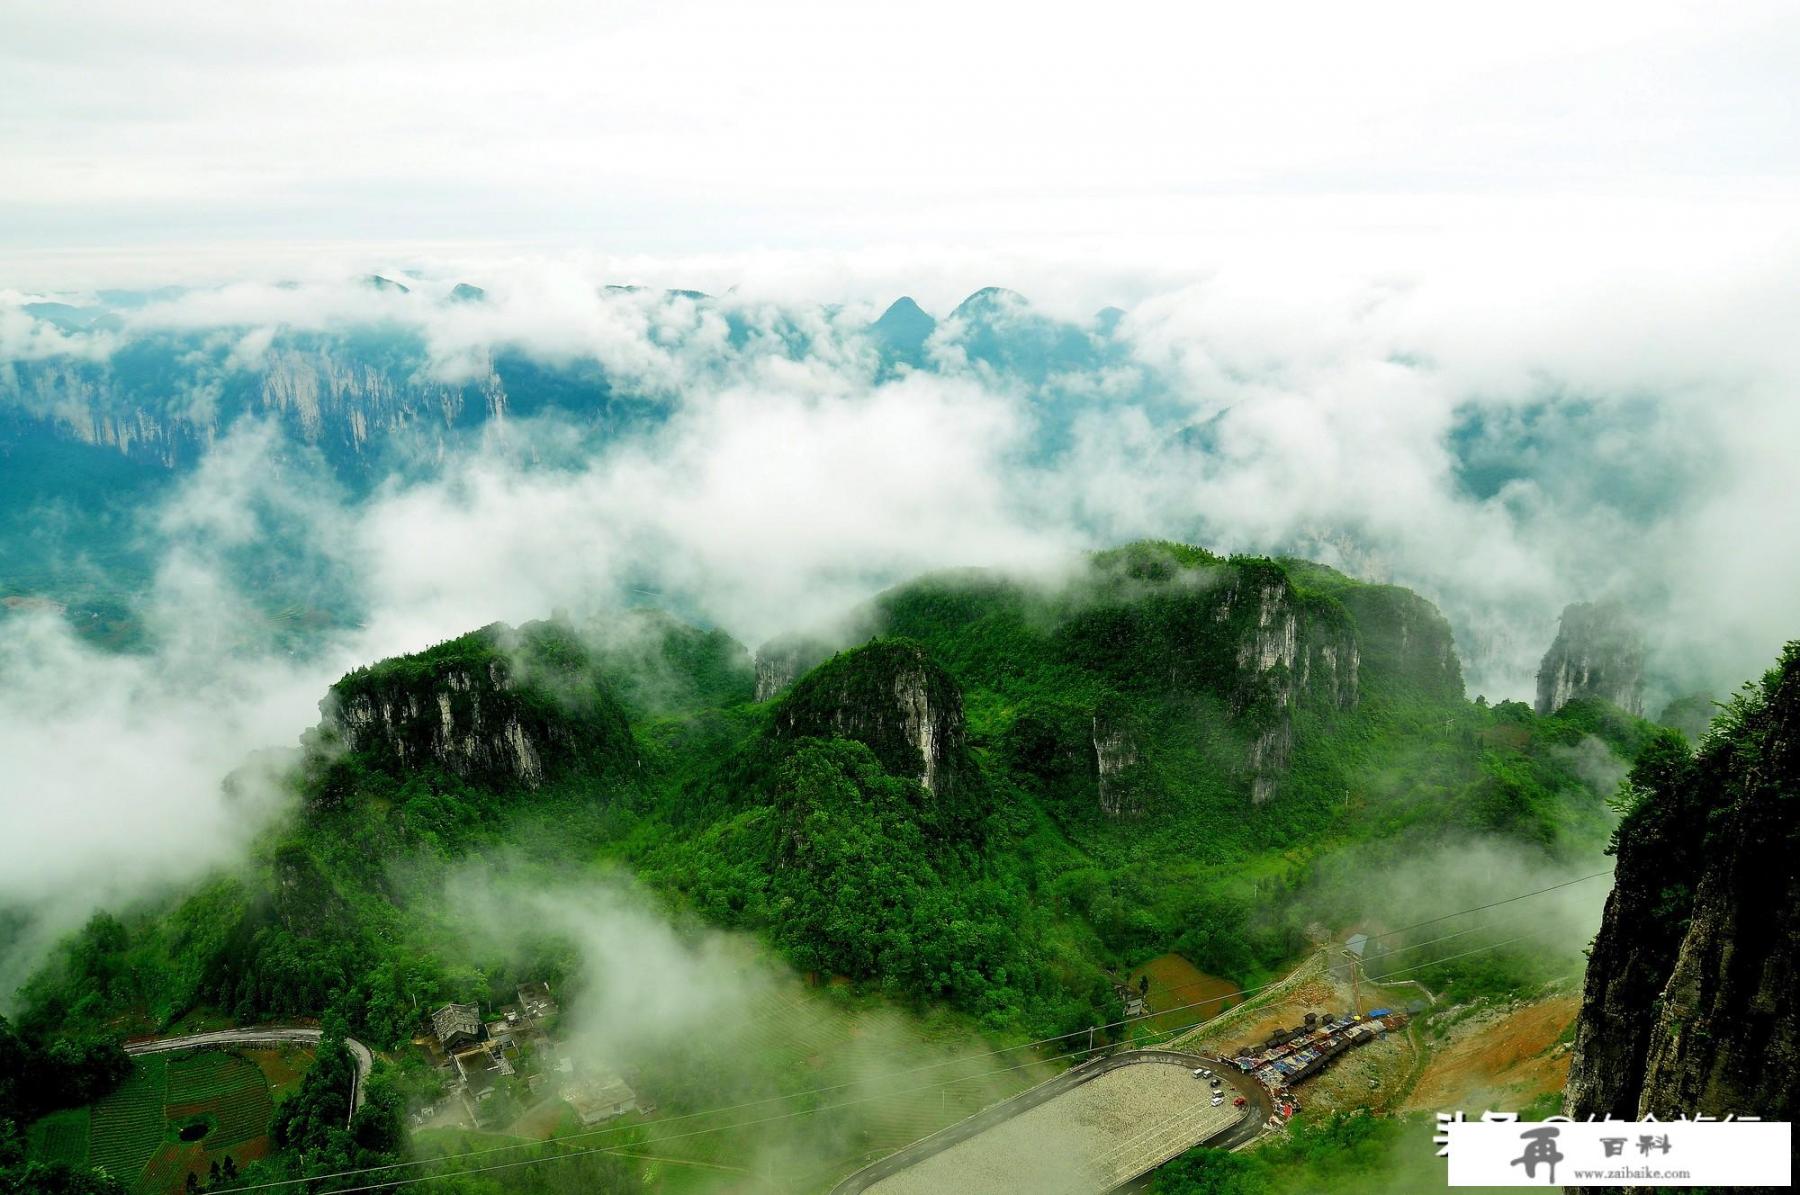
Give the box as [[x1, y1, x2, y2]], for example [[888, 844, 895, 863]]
[[410, 861, 1053, 1188], [4, 246, 1794, 1013]]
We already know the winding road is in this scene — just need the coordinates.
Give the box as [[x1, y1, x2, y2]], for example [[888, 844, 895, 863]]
[[124, 1027, 373, 1123]]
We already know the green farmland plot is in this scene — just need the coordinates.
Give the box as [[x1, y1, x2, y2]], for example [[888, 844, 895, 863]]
[[164, 1049, 274, 1149], [28, 1046, 313, 1195], [85, 1054, 168, 1185], [27, 1107, 90, 1167]]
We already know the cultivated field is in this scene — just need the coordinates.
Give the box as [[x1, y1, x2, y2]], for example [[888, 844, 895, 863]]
[[1127, 953, 1243, 1034], [27, 1045, 313, 1194]]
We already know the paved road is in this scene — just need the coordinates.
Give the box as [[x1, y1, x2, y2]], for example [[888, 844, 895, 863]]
[[125, 1027, 373, 1122], [836, 1049, 1267, 1195]]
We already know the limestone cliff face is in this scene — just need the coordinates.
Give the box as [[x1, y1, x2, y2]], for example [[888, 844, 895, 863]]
[[257, 346, 506, 451], [1091, 697, 1145, 817], [753, 635, 832, 702], [1, 360, 194, 467], [1563, 738, 1710, 1122], [771, 640, 970, 801], [1335, 583, 1463, 703], [1536, 601, 1647, 716], [328, 657, 549, 784], [1212, 569, 1360, 804], [820, 546, 1466, 813], [318, 622, 635, 793], [2, 335, 509, 471], [1566, 643, 1799, 1132]]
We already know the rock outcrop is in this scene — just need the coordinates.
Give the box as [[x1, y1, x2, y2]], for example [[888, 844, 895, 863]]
[[318, 621, 635, 793], [1536, 601, 1647, 716], [1213, 568, 1361, 803], [753, 635, 833, 702], [771, 639, 970, 801], [1091, 696, 1145, 817], [1335, 584, 1462, 703], [1, 336, 510, 472], [1565, 643, 1799, 1135]]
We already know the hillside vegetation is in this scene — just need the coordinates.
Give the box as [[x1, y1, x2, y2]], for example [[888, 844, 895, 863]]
[[6, 542, 1662, 1190]]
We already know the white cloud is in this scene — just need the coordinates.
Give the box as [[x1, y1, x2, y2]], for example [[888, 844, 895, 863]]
[[2, 1, 1797, 267], [3, 235, 1799, 997]]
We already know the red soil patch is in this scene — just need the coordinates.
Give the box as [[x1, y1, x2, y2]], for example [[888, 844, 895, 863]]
[[1404, 996, 1580, 1114]]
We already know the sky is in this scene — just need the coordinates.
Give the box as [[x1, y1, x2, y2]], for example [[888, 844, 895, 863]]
[[2, 0, 1798, 281], [2, 0, 1798, 1001]]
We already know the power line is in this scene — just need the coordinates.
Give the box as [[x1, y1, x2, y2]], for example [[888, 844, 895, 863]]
[[320, 928, 1568, 1194], [1145, 869, 1610, 1003], [214, 876, 1610, 1193], [1360, 870, 1611, 944], [1360, 915, 1532, 967], [215, 965, 1288, 1194]]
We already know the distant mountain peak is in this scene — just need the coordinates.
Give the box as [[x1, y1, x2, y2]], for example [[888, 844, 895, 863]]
[[877, 295, 927, 318], [950, 286, 1027, 320], [448, 282, 486, 303], [365, 274, 411, 294], [869, 296, 937, 368]]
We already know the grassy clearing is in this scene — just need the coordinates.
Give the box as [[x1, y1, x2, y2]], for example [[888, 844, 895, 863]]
[[1128, 953, 1243, 1034], [244, 1045, 313, 1100]]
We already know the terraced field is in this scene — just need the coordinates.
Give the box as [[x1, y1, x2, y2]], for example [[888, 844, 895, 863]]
[[87, 1055, 169, 1183], [28, 1108, 90, 1166], [27, 1045, 310, 1194], [165, 1050, 274, 1148]]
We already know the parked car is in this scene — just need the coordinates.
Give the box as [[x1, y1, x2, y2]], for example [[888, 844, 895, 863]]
[[1211, 1096, 1225, 1107], [1234, 1096, 1247, 1107], [1193, 1068, 1206, 1078]]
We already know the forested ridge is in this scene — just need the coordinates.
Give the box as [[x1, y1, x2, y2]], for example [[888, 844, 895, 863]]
[[4, 542, 1679, 1190]]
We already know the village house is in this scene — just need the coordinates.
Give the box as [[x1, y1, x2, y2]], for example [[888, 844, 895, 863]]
[[430, 1002, 486, 1051]]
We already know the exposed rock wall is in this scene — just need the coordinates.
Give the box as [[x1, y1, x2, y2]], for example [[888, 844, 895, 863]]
[[753, 635, 832, 702], [771, 640, 969, 801], [319, 622, 635, 792], [1634, 653, 1797, 1122], [1336, 584, 1462, 702], [258, 347, 506, 450], [1566, 644, 1799, 1137], [1091, 699, 1144, 817], [3, 337, 509, 471], [1215, 570, 1360, 803], [1563, 739, 1709, 1121], [1536, 601, 1647, 716], [328, 658, 549, 784]]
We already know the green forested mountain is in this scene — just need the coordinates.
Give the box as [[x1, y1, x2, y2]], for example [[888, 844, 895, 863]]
[[4, 541, 1664, 1190]]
